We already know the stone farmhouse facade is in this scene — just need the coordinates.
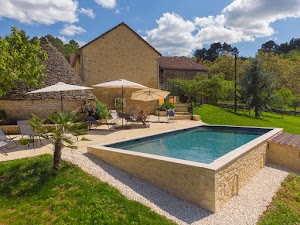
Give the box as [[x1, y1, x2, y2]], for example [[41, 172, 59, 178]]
[[0, 38, 95, 120], [159, 56, 207, 90], [71, 23, 207, 113], [0, 22, 208, 120], [71, 22, 161, 114]]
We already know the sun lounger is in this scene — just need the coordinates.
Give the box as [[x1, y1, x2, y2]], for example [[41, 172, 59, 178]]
[[85, 116, 100, 129], [108, 110, 122, 129], [119, 112, 149, 127], [0, 128, 18, 151]]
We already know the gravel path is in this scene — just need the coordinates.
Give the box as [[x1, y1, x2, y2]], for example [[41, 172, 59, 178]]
[[62, 150, 293, 225]]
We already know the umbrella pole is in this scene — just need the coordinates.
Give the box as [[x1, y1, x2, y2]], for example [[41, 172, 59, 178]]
[[60, 91, 63, 111], [121, 86, 124, 127], [157, 101, 160, 122]]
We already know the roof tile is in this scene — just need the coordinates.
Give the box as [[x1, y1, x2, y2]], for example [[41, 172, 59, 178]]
[[159, 56, 207, 71]]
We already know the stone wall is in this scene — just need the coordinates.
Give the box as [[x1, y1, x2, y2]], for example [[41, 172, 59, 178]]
[[215, 142, 267, 210], [267, 142, 300, 172], [0, 99, 85, 120], [88, 147, 217, 212], [73, 24, 160, 113]]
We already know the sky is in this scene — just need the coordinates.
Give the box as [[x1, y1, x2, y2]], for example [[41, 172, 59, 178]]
[[1, 0, 300, 57]]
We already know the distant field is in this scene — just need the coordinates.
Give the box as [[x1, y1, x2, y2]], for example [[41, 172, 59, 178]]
[[194, 104, 300, 134]]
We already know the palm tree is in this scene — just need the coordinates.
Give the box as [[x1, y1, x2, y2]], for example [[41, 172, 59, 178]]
[[30, 111, 88, 170]]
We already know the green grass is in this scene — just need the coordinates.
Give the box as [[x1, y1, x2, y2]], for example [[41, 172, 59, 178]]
[[0, 155, 175, 225], [258, 174, 300, 225], [194, 104, 300, 134]]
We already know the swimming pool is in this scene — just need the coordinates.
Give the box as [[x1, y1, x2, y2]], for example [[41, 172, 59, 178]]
[[107, 126, 270, 164], [88, 125, 282, 212]]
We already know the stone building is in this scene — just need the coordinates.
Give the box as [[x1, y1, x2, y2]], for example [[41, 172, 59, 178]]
[[159, 56, 207, 90], [0, 39, 95, 120], [71, 22, 161, 113]]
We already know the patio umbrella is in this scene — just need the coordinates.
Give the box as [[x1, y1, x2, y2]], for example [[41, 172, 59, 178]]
[[131, 88, 170, 122], [131, 88, 170, 102], [93, 79, 147, 127], [28, 82, 93, 111]]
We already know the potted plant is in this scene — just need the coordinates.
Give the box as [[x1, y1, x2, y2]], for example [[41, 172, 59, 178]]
[[155, 102, 174, 116], [94, 100, 109, 122]]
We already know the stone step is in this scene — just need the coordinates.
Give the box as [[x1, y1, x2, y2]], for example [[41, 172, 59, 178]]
[[175, 111, 190, 115], [175, 109, 189, 112], [175, 106, 188, 110], [175, 114, 193, 120]]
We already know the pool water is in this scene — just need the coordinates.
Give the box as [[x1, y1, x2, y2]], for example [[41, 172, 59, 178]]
[[107, 126, 270, 164]]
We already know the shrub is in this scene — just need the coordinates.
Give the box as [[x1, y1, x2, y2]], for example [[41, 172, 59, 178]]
[[159, 102, 174, 111], [95, 100, 109, 120]]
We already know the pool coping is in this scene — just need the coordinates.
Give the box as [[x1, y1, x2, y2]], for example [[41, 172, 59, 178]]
[[88, 124, 283, 172]]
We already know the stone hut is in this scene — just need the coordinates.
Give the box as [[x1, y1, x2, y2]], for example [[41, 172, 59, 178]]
[[0, 39, 95, 120], [71, 22, 161, 114], [159, 56, 207, 90]]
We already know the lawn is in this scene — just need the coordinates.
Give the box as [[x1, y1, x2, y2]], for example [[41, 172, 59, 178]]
[[258, 174, 300, 225], [0, 155, 175, 225], [194, 104, 300, 134]]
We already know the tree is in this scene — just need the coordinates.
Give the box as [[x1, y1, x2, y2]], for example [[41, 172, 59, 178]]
[[40, 35, 79, 59], [239, 58, 276, 118], [202, 55, 249, 80], [270, 88, 293, 118], [168, 77, 202, 103], [194, 42, 239, 62], [259, 40, 279, 52], [291, 95, 300, 112], [0, 27, 47, 97], [200, 73, 228, 105], [256, 51, 300, 95], [29, 111, 88, 170]]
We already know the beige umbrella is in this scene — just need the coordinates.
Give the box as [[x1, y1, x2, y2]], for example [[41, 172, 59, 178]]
[[131, 88, 170, 122], [93, 79, 147, 127], [131, 88, 170, 102], [28, 82, 93, 111]]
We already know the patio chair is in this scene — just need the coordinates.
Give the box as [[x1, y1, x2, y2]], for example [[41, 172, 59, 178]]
[[85, 116, 100, 129], [167, 108, 176, 123], [119, 112, 149, 127], [0, 128, 18, 150], [107, 110, 121, 129], [17, 120, 42, 147]]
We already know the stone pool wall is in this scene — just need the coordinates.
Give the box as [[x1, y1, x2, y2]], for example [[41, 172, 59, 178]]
[[215, 142, 267, 210], [87, 127, 281, 212], [267, 142, 300, 172], [88, 146, 217, 212]]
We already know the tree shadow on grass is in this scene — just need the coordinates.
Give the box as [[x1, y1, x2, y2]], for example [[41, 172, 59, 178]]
[[0, 156, 58, 198], [225, 109, 283, 122]]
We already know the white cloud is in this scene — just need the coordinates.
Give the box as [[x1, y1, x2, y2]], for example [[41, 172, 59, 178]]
[[95, 0, 116, 9], [79, 8, 95, 19], [57, 36, 86, 47], [76, 40, 87, 47], [145, 12, 197, 56], [60, 25, 86, 36], [0, 0, 78, 25], [57, 36, 68, 44], [145, 0, 300, 56]]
